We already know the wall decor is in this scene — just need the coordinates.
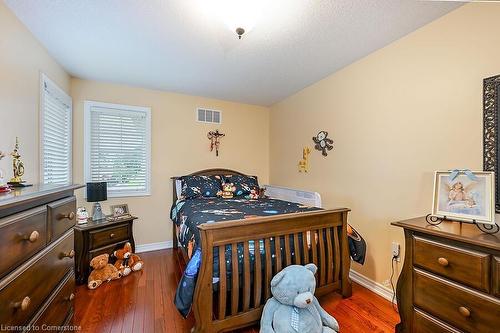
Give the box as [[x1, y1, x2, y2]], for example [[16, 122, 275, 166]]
[[312, 131, 333, 156], [428, 170, 497, 233], [298, 147, 311, 173], [483, 74, 500, 212], [207, 130, 225, 157]]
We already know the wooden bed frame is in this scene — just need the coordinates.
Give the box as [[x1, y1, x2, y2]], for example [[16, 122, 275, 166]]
[[171, 169, 352, 333]]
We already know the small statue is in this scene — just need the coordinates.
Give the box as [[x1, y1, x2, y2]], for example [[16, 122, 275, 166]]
[[207, 130, 225, 157], [10, 137, 25, 184]]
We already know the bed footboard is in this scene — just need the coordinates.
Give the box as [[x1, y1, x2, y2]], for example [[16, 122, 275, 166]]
[[192, 208, 352, 333]]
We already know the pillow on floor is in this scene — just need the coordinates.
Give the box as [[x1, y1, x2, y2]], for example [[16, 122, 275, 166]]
[[222, 174, 259, 197], [181, 175, 222, 199]]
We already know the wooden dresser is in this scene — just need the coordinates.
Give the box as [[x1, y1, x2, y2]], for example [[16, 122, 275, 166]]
[[0, 184, 83, 332], [392, 217, 500, 333]]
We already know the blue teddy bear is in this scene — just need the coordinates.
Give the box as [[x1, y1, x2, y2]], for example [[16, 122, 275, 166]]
[[260, 264, 339, 333]]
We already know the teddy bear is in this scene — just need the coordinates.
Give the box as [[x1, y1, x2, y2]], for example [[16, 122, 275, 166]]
[[219, 182, 236, 199], [87, 253, 121, 289], [245, 189, 259, 200], [113, 242, 144, 276], [260, 264, 339, 333]]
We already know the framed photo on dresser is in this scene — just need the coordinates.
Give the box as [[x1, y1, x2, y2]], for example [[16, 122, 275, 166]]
[[432, 170, 495, 224]]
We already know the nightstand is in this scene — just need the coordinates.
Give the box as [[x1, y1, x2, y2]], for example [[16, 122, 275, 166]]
[[74, 215, 137, 284]]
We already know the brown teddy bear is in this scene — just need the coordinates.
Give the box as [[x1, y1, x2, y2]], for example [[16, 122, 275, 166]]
[[88, 253, 121, 289], [113, 242, 144, 276]]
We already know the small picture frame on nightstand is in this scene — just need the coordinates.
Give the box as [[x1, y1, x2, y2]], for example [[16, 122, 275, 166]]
[[110, 204, 132, 220]]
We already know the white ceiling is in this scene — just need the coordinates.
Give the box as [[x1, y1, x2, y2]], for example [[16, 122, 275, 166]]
[[4, 0, 461, 106]]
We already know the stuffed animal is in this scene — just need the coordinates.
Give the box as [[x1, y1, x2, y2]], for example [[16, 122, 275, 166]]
[[220, 183, 235, 199], [245, 189, 259, 200], [88, 253, 121, 289], [113, 242, 144, 276], [260, 264, 339, 333]]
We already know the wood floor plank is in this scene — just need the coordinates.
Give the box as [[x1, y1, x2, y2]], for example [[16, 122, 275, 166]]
[[74, 249, 399, 333]]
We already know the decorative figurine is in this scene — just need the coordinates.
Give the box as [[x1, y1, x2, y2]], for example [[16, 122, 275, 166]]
[[76, 207, 90, 224], [298, 147, 311, 173], [8, 137, 31, 187], [312, 131, 334, 156], [207, 130, 225, 156]]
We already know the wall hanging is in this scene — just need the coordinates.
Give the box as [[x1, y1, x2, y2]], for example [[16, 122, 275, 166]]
[[207, 130, 225, 156], [312, 131, 333, 156], [298, 147, 311, 173]]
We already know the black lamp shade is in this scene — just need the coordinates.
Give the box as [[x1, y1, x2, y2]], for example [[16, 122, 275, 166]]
[[86, 182, 107, 202]]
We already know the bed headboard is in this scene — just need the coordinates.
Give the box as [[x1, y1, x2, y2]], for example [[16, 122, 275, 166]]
[[171, 168, 257, 202]]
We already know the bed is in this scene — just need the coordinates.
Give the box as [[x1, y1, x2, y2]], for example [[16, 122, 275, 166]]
[[171, 169, 354, 333]]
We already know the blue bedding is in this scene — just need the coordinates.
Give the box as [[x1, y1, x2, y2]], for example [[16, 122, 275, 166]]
[[170, 197, 366, 317]]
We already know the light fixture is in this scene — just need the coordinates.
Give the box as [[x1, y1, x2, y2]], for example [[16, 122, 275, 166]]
[[235, 27, 245, 39]]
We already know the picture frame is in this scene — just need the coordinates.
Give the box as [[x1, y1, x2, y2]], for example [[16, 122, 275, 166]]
[[432, 170, 495, 225], [110, 204, 131, 218]]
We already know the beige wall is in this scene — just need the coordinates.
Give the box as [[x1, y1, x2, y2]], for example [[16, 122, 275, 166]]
[[269, 3, 500, 285], [71, 78, 270, 246], [0, 1, 70, 182]]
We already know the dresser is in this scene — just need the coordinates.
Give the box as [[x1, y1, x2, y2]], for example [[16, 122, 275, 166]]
[[0, 184, 83, 332], [74, 215, 137, 284], [392, 217, 500, 333]]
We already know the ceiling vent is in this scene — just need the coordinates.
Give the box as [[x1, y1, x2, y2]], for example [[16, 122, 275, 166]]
[[197, 108, 222, 124]]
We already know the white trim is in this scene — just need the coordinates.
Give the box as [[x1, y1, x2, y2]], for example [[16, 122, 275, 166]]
[[349, 269, 396, 304], [39, 72, 73, 184], [84, 100, 152, 198], [135, 240, 173, 253]]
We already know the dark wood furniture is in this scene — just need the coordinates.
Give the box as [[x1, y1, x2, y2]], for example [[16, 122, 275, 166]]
[[0, 184, 82, 332], [392, 216, 500, 333], [74, 215, 137, 284], [171, 168, 352, 333]]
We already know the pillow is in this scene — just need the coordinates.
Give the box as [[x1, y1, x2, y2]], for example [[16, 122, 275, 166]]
[[181, 175, 222, 199], [222, 174, 259, 197]]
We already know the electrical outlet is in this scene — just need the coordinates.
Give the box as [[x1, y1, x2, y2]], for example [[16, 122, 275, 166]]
[[392, 241, 400, 261]]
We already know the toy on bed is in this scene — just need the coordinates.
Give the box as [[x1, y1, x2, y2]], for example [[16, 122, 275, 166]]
[[219, 182, 236, 199], [87, 253, 122, 289], [113, 242, 144, 276], [260, 264, 339, 333]]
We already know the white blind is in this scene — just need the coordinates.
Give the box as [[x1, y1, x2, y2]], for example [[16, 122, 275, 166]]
[[85, 101, 151, 197], [40, 74, 72, 184]]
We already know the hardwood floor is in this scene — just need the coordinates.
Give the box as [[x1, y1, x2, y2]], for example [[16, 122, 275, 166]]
[[75, 249, 399, 332]]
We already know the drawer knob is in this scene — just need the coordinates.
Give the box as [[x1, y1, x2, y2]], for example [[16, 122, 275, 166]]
[[12, 296, 31, 311], [61, 249, 75, 259], [22, 230, 40, 243], [109, 233, 116, 239], [458, 306, 471, 318], [58, 212, 75, 221], [438, 257, 449, 267]]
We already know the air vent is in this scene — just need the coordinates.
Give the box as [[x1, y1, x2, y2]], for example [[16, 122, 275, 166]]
[[197, 108, 222, 124]]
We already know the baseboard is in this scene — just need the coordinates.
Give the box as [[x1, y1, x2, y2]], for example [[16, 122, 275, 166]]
[[349, 269, 396, 304], [135, 240, 173, 253]]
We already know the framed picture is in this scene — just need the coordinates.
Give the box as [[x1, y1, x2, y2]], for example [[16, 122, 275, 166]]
[[110, 204, 130, 218], [432, 171, 495, 224]]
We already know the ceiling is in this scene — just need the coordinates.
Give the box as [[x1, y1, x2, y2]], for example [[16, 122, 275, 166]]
[[4, 0, 461, 106]]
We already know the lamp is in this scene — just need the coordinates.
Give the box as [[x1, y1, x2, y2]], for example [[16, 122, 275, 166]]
[[86, 182, 107, 221]]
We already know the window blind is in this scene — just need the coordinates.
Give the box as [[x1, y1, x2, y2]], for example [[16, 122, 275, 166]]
[[41, 75, 72, 184], [85, 102, 151, 197]]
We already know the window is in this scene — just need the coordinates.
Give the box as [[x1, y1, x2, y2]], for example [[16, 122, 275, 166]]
[[84, 101, 151, 197], [40, 74, 72, 184]]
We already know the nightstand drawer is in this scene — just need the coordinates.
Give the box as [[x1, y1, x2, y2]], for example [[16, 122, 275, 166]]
[[0, 206, 47, 279], [48, 196, 76, 242], [414, 308, 462, 333], [414, 269, 500, 333], [89, 224, 129, 249], [493, 257, 500, 298], [413, 236, 490, 292], [0, 230, 74, 328], [32, 271, 75, 328]]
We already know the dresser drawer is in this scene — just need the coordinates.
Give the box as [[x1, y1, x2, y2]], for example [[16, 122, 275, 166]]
[[413, 236, 490, 292], [414, 308, 462, 333], [32, 271, 75, 329], [0, 230, 74, 328], [493, 257, 500, 298], [414, 268, 500, 333], [48, 197, 76, 242], [0, 207, 47, 279], [89, 224, 129, 250]]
